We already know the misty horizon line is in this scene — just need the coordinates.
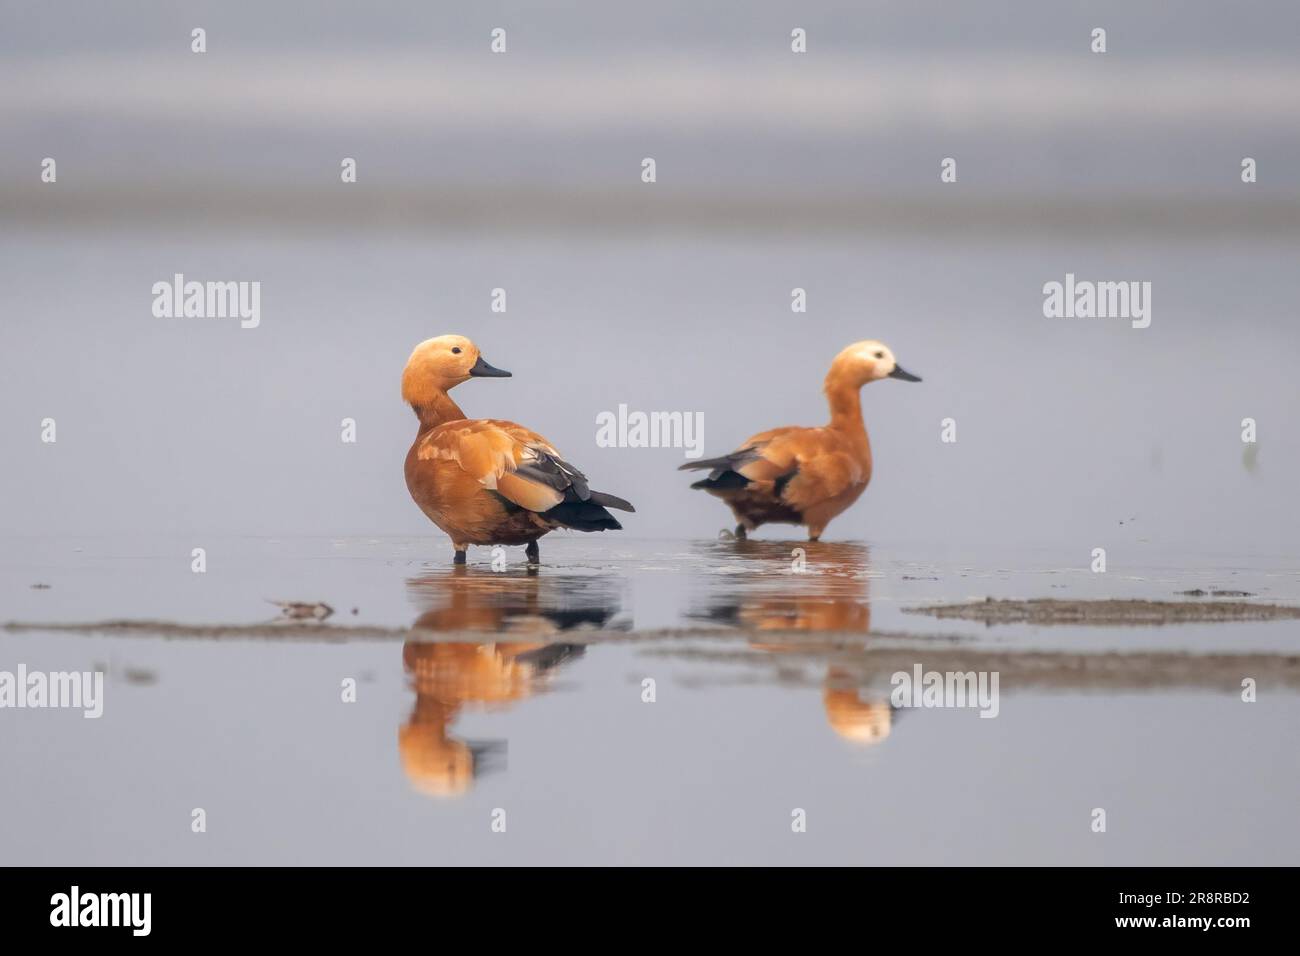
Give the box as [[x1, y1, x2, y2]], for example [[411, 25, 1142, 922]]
[[6, 187, 1299, 237]]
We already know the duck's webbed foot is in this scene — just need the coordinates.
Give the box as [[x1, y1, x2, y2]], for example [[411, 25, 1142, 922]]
[[525, 540, 540, 565]]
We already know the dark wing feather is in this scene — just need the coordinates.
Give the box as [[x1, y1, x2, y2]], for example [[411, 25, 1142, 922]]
[[517, 451, 590, 499]]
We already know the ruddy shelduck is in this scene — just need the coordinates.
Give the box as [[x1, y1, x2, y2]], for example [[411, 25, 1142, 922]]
[[680, 340, 920, 541], [403, 335, 634, 564]]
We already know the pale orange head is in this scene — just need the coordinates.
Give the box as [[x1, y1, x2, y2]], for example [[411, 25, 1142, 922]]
[[823, 688, 894, 745], [398, 723, 475, 797], [826, 340, 922, 389], [401, 335, 511, 405]]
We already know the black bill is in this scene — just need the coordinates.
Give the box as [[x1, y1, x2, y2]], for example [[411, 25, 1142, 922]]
[[888, 364, 922, 382], [469, 355, 512, 377]]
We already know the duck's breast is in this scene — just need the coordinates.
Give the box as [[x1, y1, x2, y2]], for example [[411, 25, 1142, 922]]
[[406, 439, 488, 532], [406, 438, 549, 544]]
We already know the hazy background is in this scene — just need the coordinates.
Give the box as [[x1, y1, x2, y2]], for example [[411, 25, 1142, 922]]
[[3, 0, 1298, 553]]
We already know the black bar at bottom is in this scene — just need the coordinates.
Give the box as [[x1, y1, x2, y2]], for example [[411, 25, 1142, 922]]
[[0, 866, 1279, 941]]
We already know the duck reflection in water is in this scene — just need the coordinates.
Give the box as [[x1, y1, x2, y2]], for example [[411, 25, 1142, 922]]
[[399, 566, 625, 796], [689, 539, 899, 746]]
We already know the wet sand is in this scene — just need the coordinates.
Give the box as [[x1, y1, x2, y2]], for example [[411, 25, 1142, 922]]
[[7, 618, 1299, 693], [906, 597, 1300, 626]]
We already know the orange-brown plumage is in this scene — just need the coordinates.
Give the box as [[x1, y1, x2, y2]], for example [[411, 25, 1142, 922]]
[[681, 339, 920, 541], [402, 335, 633, 563], [399, 639, 558, 796]]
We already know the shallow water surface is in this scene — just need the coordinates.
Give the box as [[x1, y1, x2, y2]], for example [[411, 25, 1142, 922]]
[[1, 536, 1297, 865]]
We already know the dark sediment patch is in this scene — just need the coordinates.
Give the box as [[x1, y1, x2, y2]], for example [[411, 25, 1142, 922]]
[[905, 598, 1300, 626]]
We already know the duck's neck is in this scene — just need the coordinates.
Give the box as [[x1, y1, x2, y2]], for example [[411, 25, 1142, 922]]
[[824, 376, 866, 437], [411, 696, 460, 728], [411, 390, 467, 434]]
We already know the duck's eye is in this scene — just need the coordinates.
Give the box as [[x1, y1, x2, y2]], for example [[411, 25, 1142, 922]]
[[451, 347, 462, 354], [874, 351, 884, 360]]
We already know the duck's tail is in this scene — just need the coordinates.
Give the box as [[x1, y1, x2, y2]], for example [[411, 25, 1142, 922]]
[[678, 447, 761, 489], [588, 490, 635, 512], [547, 489, 635, 532], [677, 453, 748, 473], [687, 471, 749, 491]]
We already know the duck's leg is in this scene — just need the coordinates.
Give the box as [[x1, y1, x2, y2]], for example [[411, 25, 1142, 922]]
[[525, 540, 540, 565], [734, 524, 748, 540], [807, 525, 824, 543], [453, 541, 468, 565]]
